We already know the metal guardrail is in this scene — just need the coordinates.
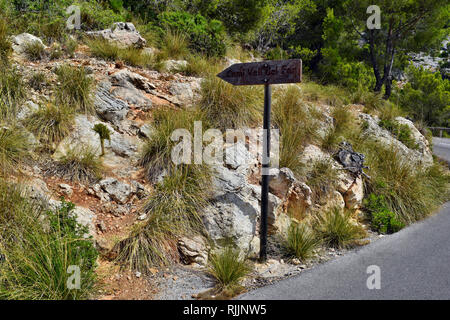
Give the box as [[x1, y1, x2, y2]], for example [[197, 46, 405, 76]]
[[428, 127, 450, 138]]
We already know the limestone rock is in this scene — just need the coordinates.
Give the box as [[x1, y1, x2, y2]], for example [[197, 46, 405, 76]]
[[99, 178, 132, 204], [11, 33, 46, 55], [94, 81, 129, 126], [86, 22, 146, 48], [178, 236, 208, 265], [343, 177, 364, 209]]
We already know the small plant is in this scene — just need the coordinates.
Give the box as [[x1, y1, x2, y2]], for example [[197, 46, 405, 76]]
[[208, 245, 251, 292], [182, 54, 218, 77], [364, 193, 405, 234], [55, 65, 94, 114], [314, 207, 367, 249], [23, 40, 46, 61], [87, 38, 119, 61], [28, 72, 48, 91], [284, 223, 320, 261], [0, 19, 12, 65], [92, 123, 111, 156], [306, 159, 339, 203], [0, 126, 31, 176], [0, 67, 26, 116], [25, 102, 74, 148], [200, 75, 262, 131], [47, 146, 102, 184]]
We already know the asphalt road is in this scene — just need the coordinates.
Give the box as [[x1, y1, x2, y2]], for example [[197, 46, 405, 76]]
[[239, 138, 450, 300]]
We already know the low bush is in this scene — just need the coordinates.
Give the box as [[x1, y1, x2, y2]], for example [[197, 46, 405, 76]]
[[0, 185, 98, 300], [158, 29, 190, 61], [314, 207, 367, 249], [25, 102, 74, 148], [116, 164, 211, 271], [363, 193, 404, 234], [200, 75, 262, 131], [47, 146, 103, 184], [284, 223, 320, 261], [208, 245, 251, 291], [54, 65, 94, 114]]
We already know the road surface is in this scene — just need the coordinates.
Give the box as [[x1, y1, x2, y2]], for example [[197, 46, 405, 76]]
[[239, 138, 450, 300]]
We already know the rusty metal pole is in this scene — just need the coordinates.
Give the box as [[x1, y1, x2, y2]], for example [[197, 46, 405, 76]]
[[260, 83, 271, 262]]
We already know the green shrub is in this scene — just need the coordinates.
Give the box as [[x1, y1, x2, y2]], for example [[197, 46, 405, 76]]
[[300, 81, 350, 107], [0, 188, 98, 300], [284, 223, 320, 261], [116, 164, 211, 271], [364, 193, 404, 234], [23, 40, 46, 61], [208, 245, 251, 290], [158, 29, 190, 61], [25, 102, 74, 148], [0, 126, 31, 176], [314, 207, 367, 249], [157, 11, 227, 57], [55, 65, 94, 114], [47, 146, 103, 184], [200, 75, 262, 131], [273, 86, 321, 174]]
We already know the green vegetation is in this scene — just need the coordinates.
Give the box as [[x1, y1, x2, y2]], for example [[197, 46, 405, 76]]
[[208, 245, 251, 292], [0, 126, 31, 176], [273, 86, 323, 174], [25, 102, 74, 148], [23, 40, 46, 61], [314, 207, 367, 249], [87, 39, 153, 68], [48, 146, 103, 184], [378, 118, 419, 150], [0, 67, 26, 118], [0, 19, 11, 65], [28, 72, 48, 91], [306, 159, 338, 204], [364, 194, 404, 234], [0, 184, 98, 300], [284, 223, 320, 261], [158, 29, 190, 60], [362, 142, 450, 224], [54, 65, 94, 114], [92, 123, 111, 156], [116, 165, 211, 271]]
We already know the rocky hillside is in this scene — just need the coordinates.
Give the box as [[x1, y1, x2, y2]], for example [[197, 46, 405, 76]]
[[0, 22, 448, 300]]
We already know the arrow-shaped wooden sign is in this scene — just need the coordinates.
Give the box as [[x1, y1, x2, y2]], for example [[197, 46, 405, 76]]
[[217, 59, 302, 86]]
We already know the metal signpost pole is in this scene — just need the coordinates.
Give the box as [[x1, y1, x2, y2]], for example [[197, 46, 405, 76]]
[[260, 83, 271, 262]]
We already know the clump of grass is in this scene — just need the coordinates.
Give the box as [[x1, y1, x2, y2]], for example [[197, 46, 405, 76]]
[[158, 30, 189, 60], [300, 82, 350, 107], [181, 54, 219, 77], [0, 67, 26, 118], [200, 75, 262, 131], [208, 245, 251, 292], [362, 141, 450, 224], [47, 146, 102, 184], [306, 159, 339, 204], [0, 184, 98, 300], [0, 126, 31, 176], [87, 39, 152, 67], [284, 223, 320, 261], [314, 207, 367, 249], [378, 118, 419, 150], [23, 40, 46, 61], [24, 102, 74, 148], [116, 164, 211, 271], [55, 65, 94, 114], [351, 85, 385, 113], [273, 86, 322, 174], [0, 19, 12, 65], [140, 108, 205, 181], [28, 71, 48, 91], [321, 106, 358, 151]]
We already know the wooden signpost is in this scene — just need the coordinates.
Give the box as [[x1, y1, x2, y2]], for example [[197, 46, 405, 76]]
[[218, 59, 302, 262]]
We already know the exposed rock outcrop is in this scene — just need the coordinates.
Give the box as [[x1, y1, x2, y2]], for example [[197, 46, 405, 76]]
[[86, 22, 146, 48]]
